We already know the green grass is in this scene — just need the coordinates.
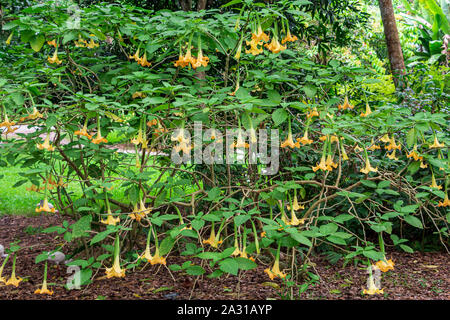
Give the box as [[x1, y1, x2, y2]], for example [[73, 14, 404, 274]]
[[0, 165, 42, 216], [0, 159, 199, 216]]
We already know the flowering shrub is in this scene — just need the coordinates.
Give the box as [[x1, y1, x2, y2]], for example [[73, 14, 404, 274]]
[[0, 0, 448, 296]]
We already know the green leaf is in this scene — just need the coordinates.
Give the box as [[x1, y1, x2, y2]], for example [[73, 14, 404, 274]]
[[404, 215, 423, 229], [30, 34, 45, 52], [70, 215, 92, 238], [90, 228, 117, 245], [290, 232, 312, 247], [272, 108, 288, 127], [406, 128, 416, 148], [159, 236, 175, 256], [186, 265, 205, 276], [235, 257, 257, 270], [219, 258, 239, 275]]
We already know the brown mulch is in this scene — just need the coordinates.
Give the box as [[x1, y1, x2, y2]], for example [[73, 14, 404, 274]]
[[0, 215, 449, 300]]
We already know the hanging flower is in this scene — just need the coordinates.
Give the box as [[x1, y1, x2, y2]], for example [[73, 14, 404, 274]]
[[360, 157, 378, 174], [406, 145, 422, 161], [363, 266, 384, 295], [74, 121, 92, 139], [150, 247, 167, 265], [252, 25, 270, 43], [360, 103, 372, 117], [281, 28, 298, 44], [0, 254, 10, 284], [139, 228, 154, 262], [234, 40, 242, 60], [437, 193, 450, 207], [341, 142, 349, 161], [36, 198, 56, 213], [5, 32, 13, 45], [48, 49, 62, 65], [306, 107, 319, 119], [5, 254, 22, 287], [288, 208, 305, 226], [386, 149, 399, 160], [203, 223, 223, 248], [264, 250, 286, 280], [385, 136, 401, 151], [264, 37, 286, 54], [337, 96, 354, 110], [174, 45, 195, 68], [92, 131, 108, 144], [0, 112, 18, 134], [429, 135, 445, 149], [429, 173, 442, 190], [35, 262, 53, 295], [325, 155, 338, 170], [105, 236, 126, 278], [137, 52, 151, 67], [101, 209, 120, 226], [297, 130, 313, 145], [20, 107, 43, 122], [281, 132, 299, 149], [131, 126, 144, 145], [47, 39, 57, 48], [245, 39, 264, 56], [37, 135, 55, 151], [129, 48, 141, 62], [287, 196, 304, 211], [230, 130, 249, 149], [312, 155, 328, 172], [86, 38, 99, 49], [191, 47, 209, 69], [375, 258, 395, 272]]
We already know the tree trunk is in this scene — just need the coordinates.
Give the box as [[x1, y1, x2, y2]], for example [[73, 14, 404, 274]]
[[378, 0, 406, 89], [197, 0, 208, 11]]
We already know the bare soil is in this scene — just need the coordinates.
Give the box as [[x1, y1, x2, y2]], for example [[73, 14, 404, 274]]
[[0, 215, 448, 300]]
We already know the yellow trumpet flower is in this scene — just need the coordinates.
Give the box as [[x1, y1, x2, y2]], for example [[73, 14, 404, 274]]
[[375, 258, 395, 272], [231, 130, 249, 149], [105, 237, 125, 278], [35, 262, 53, 295], [37, 135, 55, 151], [360, 157, 378, 174], [437, 193, 450, 207], [92, 131, 108, 144], [363, 267, 384, 295], [360, 103, 372, 117], [264, 256, 286, 280], [252, 25, 270, 43], [338, 96, 354, 110], [203, 224, 223, 248], [281, 132, 300, 149], [407, 145, 422, 161], [245, 39, 264, 56], [297, 130, 313, 145], [386, 149, 399, 160], [48, 49, 62, 65], [5, 255, 22, 287], [429, 173, 442, 190], [429, 136, 444, 149], [36, 198, 56, 213], [191, 48, 209, 69], [264, 37, 286, 54], [137, 52, 151, 67], [74, 122, 92, 139], [6, 32, 13, 45], [312, 155, 328, 172], [281, 28, 298, 44]]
